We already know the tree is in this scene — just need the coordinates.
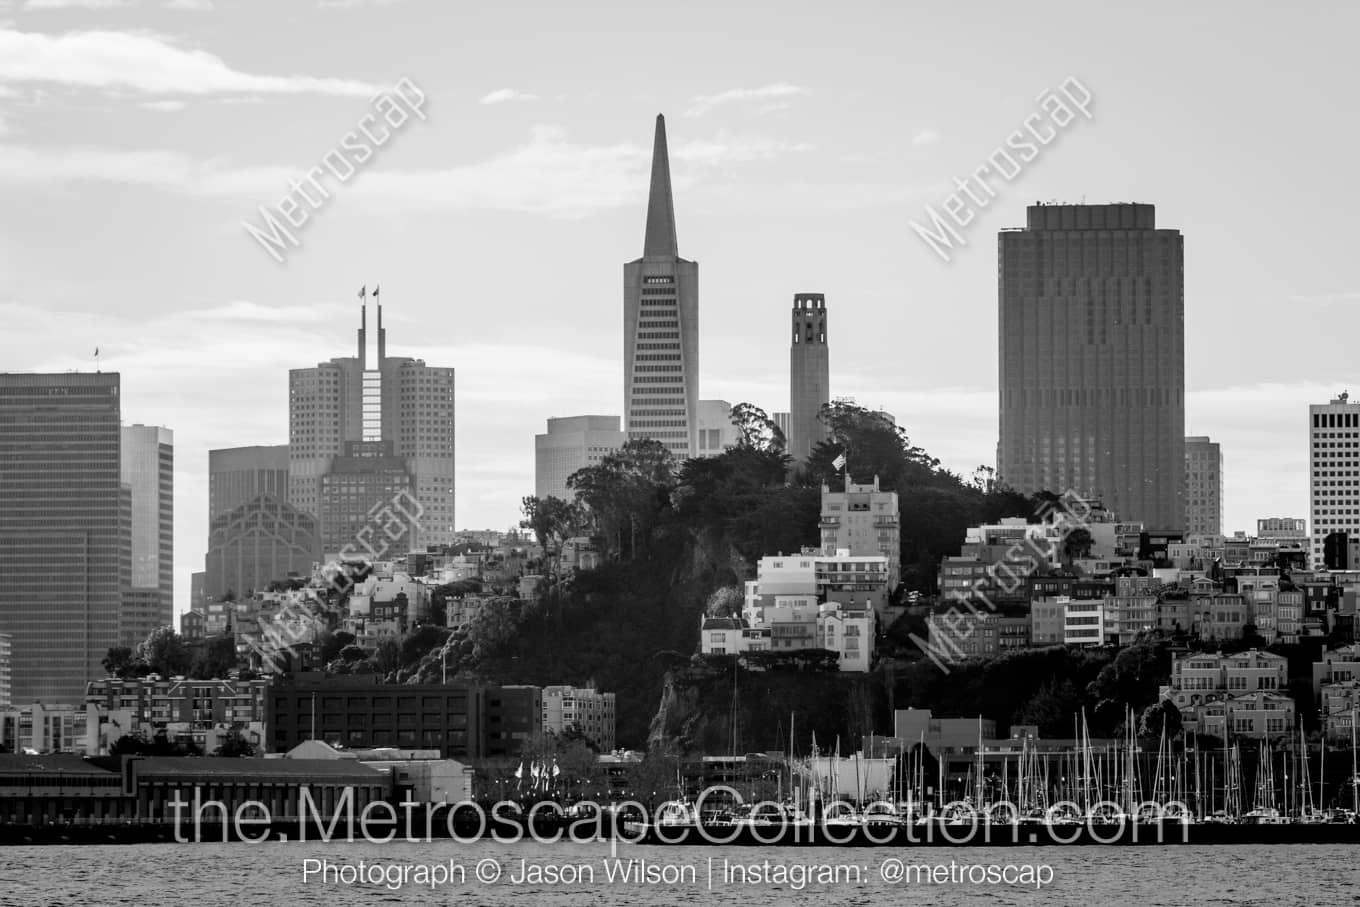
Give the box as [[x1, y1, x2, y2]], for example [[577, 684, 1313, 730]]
[[520, 494, 587, 585], [137, 627, 192, 677], [318, 630, 355, 664], [1063, 527, 1094, 561], [213, 727, 257, 757], [188, 634, 238, 679], [102, 646, 143, 679], [1138, 700, 1183, 740], [568, 439, 675, 561], [729, 402, 786, 452], [704, 585, 744, 618]]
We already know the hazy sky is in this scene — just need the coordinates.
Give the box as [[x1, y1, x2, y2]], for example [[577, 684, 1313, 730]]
[[1, 0, 1356, 615]]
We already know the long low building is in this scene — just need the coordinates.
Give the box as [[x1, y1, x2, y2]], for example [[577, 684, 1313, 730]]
[[0, 754, 386, 826]]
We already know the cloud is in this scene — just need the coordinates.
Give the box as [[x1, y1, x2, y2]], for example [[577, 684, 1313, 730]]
[[23, 0, 130, 8], [0, 125, 815, 217], [1288, 292, 1360, 305], [0, 298, 620, 613], [684, 83, 810, 117], [164, 0, 213, 9], [139, 98, 184, 111], [0, 26, 381, 96], [479, 88, 538, 105], [912, 128, 940, 146]]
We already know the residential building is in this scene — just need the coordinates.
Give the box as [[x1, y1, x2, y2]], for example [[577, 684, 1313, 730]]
[[0, 372, 126, 703], [84, 676, 269, 755], [695, 399, 738, 457], [1193, 593, 1250, 640], [1161, 649, 1289, 734], [788, 292, 830, 462], [1320, 680, 1360, 742], [997, 203, 1185, 531], [534, 415, 626, 502], [699, 617, 770, 657], [624, 114, 699, 459], [819, 477, 900, 588], [542, 685, 616, 752], [747, 549, 891, 617], [1030, 597, 1068, 645], [204, 494, 320, 600], [927, 610, 1000, 658], [1184, 436, 1222, 537], [1063, 599, 1106, 646], [289, 294, 455, 552], [209, 444, 289, 519], [1310, 392, 1360, 568], [1196, 691, 1295, 740], [1312, 645, 1360, 697], [0, 703, 93, 754]]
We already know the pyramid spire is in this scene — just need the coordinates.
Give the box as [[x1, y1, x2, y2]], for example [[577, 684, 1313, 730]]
[[642, 114, 678, 259]]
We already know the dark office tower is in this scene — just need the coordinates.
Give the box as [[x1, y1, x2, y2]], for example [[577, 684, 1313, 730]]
[[788, 293, 830, 461], [997, 203, 1185, 530], [208, 444, 289, 520], [289, 295, 455, 554], [120, 425, 174, 645], [624, 114, 699, 459], [0, 373, 126, 702]]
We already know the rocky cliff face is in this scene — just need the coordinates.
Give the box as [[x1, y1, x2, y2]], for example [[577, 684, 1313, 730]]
[[648, 659, 887, 755]]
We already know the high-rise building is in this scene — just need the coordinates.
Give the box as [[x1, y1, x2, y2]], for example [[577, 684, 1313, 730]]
[[1309, 392, 1360, 566], [205, 494, 321, 600], [0, 632, 11, 710], [1184, 435, 1223, 537], [997, 203, 1185, 530], [788, 293, 830, 461], [819, 477, 901, 589], [120, 425, 173, 642], [624, 114, 699, 459], [541, 685, 616, 752], [534, 416, 626, 502], [0, 372, 126, 703], [209, 444, 289, 519], [289, 294, 455, 554]]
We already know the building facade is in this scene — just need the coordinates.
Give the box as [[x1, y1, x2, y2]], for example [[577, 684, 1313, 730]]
[[695, 399, 739, 457], [819, 477, 901, 589], [209, 445, 289, 519], [0, 632, 10, 710], [120, 425, 174, 642], [541, 685, 616, 752], [997, 203, 1185, 531], [534, 415, 626, 502], [623, 115, 699, 459], [1184, 435, 1222, 537], [788, 293, 830, 462], [0, 372, 126, 703], [204, 494, 321, 600], [267, 676, 488, 759], [289, 296, 455, 554], [1309, 392, 1360, 567]]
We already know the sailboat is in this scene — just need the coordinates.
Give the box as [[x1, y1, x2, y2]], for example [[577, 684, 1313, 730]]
[[1243, 738, 1285, 824]]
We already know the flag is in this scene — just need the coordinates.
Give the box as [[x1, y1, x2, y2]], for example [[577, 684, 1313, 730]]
[[514, 761, 523, 780], [373, 285, 380, 298], [552, 759, 560, 778], [832, 452, 847, 472], [94, 346, 99, 357], [358, 285, 366, 300]]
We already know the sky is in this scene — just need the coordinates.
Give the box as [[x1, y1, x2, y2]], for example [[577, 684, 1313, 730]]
[[0, 0, 1356, 617]]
